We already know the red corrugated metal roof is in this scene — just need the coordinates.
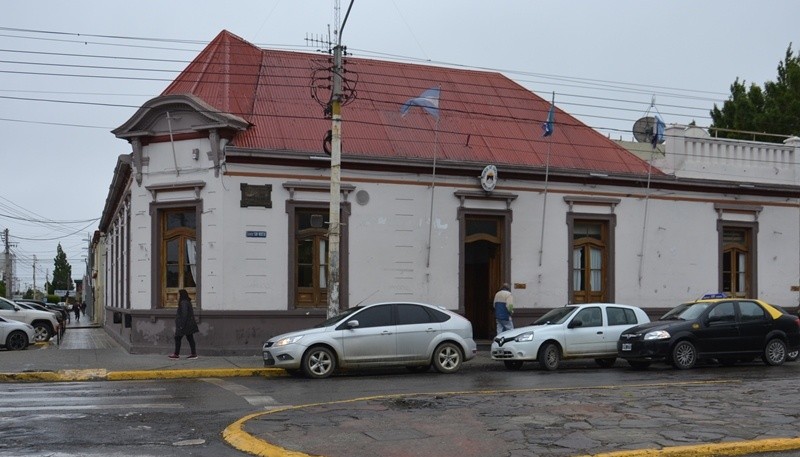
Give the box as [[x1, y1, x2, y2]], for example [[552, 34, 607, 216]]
[[163, 30, 658, 176]]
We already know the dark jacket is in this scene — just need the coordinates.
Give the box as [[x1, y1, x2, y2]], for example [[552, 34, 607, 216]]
[[175, 298, 199, 337]]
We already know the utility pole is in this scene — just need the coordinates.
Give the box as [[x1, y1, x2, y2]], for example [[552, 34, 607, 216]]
[[32, 255, 37, 300], [326, 0, 354, 318], [3, 229, 10, 299]]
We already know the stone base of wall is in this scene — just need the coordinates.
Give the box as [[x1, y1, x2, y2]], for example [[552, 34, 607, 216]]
[[103, 307, 328, 356], [103, 306, 675, 355]]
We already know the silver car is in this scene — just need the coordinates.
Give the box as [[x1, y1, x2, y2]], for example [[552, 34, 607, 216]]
[[491, 303, 650, 371], [263, 302, 477, 378], [0, 316, 36, 350]]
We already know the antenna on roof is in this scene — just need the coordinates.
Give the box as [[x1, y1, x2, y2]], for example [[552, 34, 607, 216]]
[[304, 32, 333, 53]]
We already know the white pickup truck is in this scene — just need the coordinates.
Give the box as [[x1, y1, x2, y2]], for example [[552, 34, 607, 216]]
[[0, 296, 60, 342]]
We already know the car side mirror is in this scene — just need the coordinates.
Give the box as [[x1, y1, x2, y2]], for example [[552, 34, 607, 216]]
[[568, 319, 583, 329], [346, 319, 360, 329]]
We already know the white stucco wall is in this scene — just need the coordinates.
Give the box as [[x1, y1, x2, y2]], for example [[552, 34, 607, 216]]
[[123, 134, 800, 315]]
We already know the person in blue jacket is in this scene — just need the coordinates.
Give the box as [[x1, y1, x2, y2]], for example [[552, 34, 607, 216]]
[[493, 283, 515, 335]]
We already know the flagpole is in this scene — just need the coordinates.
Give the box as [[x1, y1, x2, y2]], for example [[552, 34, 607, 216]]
[[426, 115, 440, 269], [538, 92, 554, 268], [637, 147, 655, 286]]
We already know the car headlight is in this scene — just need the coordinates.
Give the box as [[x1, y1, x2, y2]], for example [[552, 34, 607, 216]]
[[274, 335, 304, 347], [644, 330, 671, 340], [514, 332, 534, 342]]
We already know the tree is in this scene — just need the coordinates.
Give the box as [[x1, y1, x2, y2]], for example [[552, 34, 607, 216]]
[[51, 243, 73, 296], [710, 44, 800, 143]]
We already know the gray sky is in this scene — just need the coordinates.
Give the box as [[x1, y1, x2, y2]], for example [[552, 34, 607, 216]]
[[1, 1, 798, 292]]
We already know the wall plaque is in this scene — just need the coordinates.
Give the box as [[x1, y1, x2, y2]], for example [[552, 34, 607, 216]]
[[240, 183, 272, 208]]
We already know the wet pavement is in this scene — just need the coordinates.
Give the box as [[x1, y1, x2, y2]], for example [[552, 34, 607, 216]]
[[5, 318, 800, 456], [0, 317, 272, 381]]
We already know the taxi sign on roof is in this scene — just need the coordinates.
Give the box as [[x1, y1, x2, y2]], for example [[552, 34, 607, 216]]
[[701, 293, 728, 299]]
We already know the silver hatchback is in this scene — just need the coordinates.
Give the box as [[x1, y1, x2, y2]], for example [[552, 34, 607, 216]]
[[263, 302, 477, 378]]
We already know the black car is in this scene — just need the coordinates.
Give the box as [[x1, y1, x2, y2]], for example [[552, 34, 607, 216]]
[[618, 296, 800, 369]]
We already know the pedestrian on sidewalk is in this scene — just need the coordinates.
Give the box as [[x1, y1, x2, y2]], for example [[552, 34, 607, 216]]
[[169, 289, 199, 359], [493, 283, 514, 335], [73, 302, 81, 323], [80, 301, 87, 316]]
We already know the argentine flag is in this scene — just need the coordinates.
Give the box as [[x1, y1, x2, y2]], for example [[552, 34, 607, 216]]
[[400, 86, 440, 119]]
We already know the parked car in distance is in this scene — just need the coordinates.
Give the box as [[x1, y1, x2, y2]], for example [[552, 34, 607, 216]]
[[263, 302, 477, 378], [17, 299, 68, 323], [0, 316, 36, 350], [0, 296, 59, 342], [618, 295, 800, 370], [15, 301, 64, 324], [491, 303, 650, 371]]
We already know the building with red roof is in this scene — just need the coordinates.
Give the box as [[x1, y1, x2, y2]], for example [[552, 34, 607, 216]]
[[95, 31, 800, 355]]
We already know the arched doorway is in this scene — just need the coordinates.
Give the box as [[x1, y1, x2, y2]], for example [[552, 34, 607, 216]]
[[461, 213, 509, 340]]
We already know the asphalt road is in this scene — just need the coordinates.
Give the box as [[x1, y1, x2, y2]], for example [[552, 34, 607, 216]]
[[0, 378, 261, 457], [3, 356, 800, 456]]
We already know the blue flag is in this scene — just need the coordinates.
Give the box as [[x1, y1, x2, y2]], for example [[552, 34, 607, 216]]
[[400, 86, 440, 119], [542, 102, 555, 137], [651, 115, 665, 148]]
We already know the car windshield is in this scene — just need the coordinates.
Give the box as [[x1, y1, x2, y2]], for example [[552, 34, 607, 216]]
[[661, 302, 709, 321], [533, 306, 577, 325], [313, 306, 363, 328]]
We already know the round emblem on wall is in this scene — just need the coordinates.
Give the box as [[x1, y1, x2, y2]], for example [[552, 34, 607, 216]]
[[480, 164, 498, 193]]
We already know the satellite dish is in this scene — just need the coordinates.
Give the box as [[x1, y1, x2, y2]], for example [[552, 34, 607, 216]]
[[632, 116, 664, 144]]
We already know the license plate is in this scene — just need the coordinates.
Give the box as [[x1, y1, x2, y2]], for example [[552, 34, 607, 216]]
[[621, 343, 632, 351]]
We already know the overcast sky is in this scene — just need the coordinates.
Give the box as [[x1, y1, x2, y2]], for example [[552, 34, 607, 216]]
[[1, 1, 798, 293]]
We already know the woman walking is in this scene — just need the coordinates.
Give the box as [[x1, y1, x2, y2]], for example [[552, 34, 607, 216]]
[[169, 289, 199, 359]]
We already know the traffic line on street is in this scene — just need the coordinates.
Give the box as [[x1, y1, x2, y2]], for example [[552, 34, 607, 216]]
[[201, 378, 284, 408], [0, 367, 284, 383], [0, 403, 183, 413]]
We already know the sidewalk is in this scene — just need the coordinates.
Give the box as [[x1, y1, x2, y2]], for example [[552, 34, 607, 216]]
[[0, 319, 279, 382]]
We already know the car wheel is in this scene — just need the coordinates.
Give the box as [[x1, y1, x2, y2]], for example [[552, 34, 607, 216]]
[[762, 338, 787, 366], [671, 340, 697, 370], [786, 349, 799, 362], [627, 360, 651, 370], [504, 360, 524, 371], [594, 358, 616, 368], [537, 342, 560, 371], [6, 330, 29, 351], [301, 346, 336, 379], [406, 365, 430, 373], [32, 322, 53, 342], [433, 342, 463, 374]]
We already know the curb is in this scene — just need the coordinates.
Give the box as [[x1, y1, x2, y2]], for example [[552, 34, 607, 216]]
[[582, 437, 800, 456], [0, 367, 285, 383], [222, 382, 800, 457]]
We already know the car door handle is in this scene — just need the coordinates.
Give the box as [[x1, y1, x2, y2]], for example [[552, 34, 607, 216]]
[[381, 331, 393, 335], [597, 331, 603, 335]]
